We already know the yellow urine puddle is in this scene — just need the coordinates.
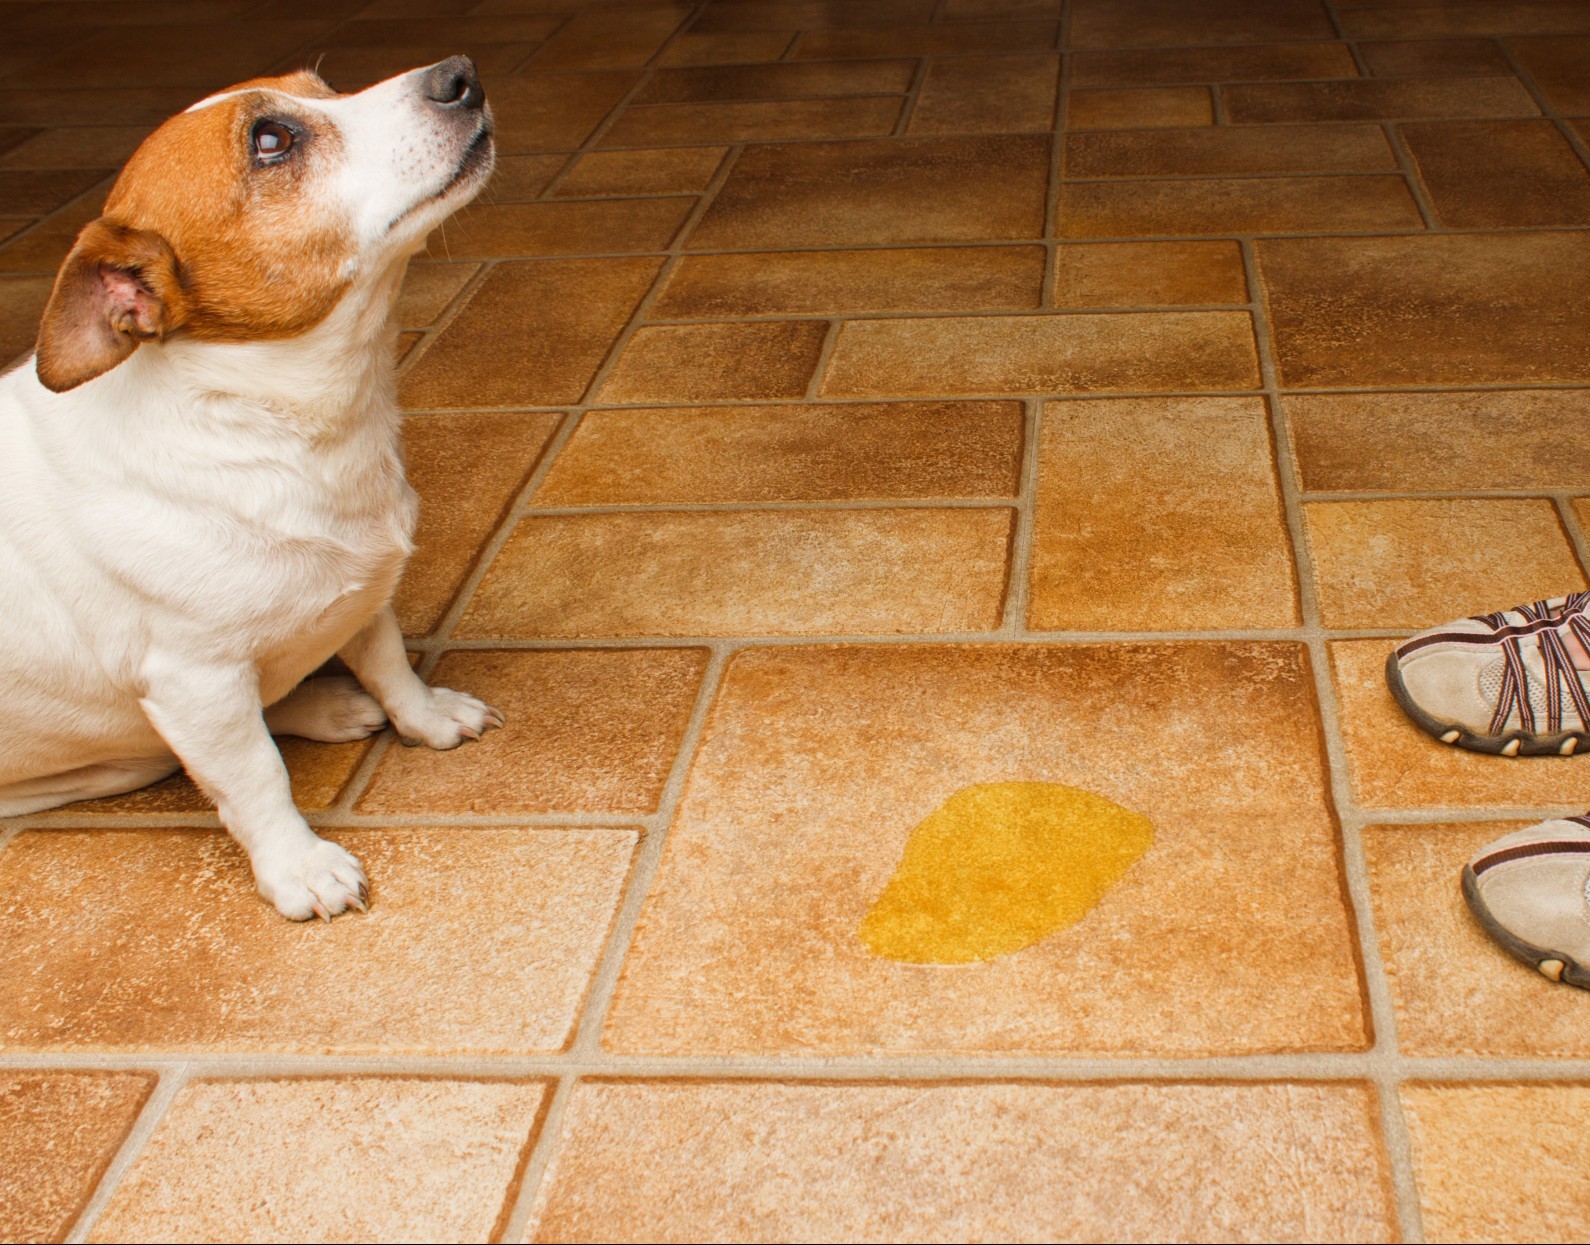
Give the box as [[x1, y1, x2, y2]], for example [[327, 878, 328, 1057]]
[[859, 781, 1154, 965]]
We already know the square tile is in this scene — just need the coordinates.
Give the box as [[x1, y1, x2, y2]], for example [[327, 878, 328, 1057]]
[[1403, 119, 1590, 226], [457, 509, 1014, 638], [1068, 86, 1213, 129], [1364, 823, 1590, 1058], [1358, 38, 1513, 78], [1304, 499, 1585, 628], [528, 1081, 1394, 1242], [1067, 0, 1337, 48], [1064, 124, 1396, 177], [90, 1078, 547, 1243], [602, 642, 1367, 1056], [792, 21, 1059, 60], [599, 97, 903, 147], [425, 199, 694, 258], [555, 147, 726, 197], [1057, 175, 1423, 236], [0, 828, 636, 1052], [1052, 240, 1248, 307], [533, 401, 1025, 505], [636, 59, 914, 103], [1223, 76, 1539, 122], [356, 649, 707, 815], [1029, 397, 1298, 629], [1509, 35, 1590, 113], [1070, 42, 1359, 85], [595, 321, 828, 403], [908, 54, 1060, 134]]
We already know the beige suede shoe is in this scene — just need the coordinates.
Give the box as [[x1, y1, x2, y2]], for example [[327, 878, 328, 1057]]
[[1463, 817, 1590, 989], [1386, 593, 1590, 756]]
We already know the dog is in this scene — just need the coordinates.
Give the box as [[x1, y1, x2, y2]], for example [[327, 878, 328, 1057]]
[[0, 57, 502, 920]]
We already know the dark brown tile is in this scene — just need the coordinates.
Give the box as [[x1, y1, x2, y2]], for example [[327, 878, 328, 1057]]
[[1403, 119, 1590, 226], [529, 6, 690, 67], [7, 22, 330, 90], [326, 14, 563, 44], [1065, 124, 1396, 177], [1509, 35, 1590, 113], [939, 0, 1064, 14], [1068, 86, 1213, 129], [0, 88, 198, 128], [1068, 0, 1337, 48], [657, 31, 796, 66], [1338, 3, 1590, 40], [695, 0, 937, 33], [0, 126, 150, 169], [0, 183, 108, 274], [488, 71, 642, 154], [1359, 38, 1512, 77], [600, 96, 903, 146], [688, 135, 1050, 248], [556, 147, 726, 197], [909, 55, 1060, 134], [394, 262, 479, 328], [1053, 240, 1248, 307], [1058, 176, 1422, 236], [636, 59, 914, 103], [1070, 42, 1359, 86], [792, 21, 1059, 60], [596, 320, 828, 403], [0, 274, 49, 363], [313, 42, 536, 92], [422, 198, 693, 258], [488, 153, 569, 200], [1224, 76, 1539, 122], [402, 258, 660, 409]]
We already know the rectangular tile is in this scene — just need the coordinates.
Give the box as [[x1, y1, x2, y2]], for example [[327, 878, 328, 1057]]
[[0, 183, 108, 274], [1338, 3, 1590, 39], [0, 167, 107, 216], [1509, 35, 1590, 113], [400, 257, 662, 409], [489, 153, 568, 200], [528, 1081, 1394, 1242], [1257, 233, 1590, 387], [1403, 119, 1590, 226], [1053, 240, 1249, 306], [426, 198, 693, 259], [1068, 85, 1213, 128], [602, 642, 1366, 1056], [0, 88, 197, 129], [653, 246, 1046, 317], [556, 147, 726, 197], [315, 41, 537, 91], [1068, 0, 1337, 48], [0, 828, 635, 1052], [1065, 124, 1397, 177], [1029, 397, 1298, 629], [695, 0, 936, 32], [1358, 38, 1513, 77], [794, 21, 1060, 59], [530, 6, 689, 68], [394, 261, 478, 328], [533, 401, 1025, 505], [656, 31, 795, 66], [636, 59, 915, 103], [823, 311, 1260, 396], [4, 21, 328, 89], [0, 274, 51, 364], [1070, 42, 1359, 86], [938, 0, 1064, 14], [1224, 76, 1539, 122], [600, 95, 903, 145], [596, 321, 829, 403], [908, 54, 1060, 134], [488, 72, 641, 154], [457, 509, 1013, 638], [1058, 175, 1422, 236]]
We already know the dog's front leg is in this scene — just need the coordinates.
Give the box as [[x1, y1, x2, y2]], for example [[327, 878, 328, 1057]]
[[139, 657, 367, 920], [339, 605, 503, 749]]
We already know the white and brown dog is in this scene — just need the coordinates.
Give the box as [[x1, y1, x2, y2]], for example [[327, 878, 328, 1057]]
[[0, 58, 501, 920]]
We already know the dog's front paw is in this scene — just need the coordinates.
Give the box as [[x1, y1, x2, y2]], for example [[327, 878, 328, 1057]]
[[253, 836, 369, 921], [395, 687, 504, 750]]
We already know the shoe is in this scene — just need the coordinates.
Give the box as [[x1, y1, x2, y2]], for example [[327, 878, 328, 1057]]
[[1462, 816, 1590, 988]]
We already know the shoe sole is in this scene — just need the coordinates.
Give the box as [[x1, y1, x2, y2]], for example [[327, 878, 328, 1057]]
[[1384, 650, 1590, 758], [1461, 865, 1590, 989]]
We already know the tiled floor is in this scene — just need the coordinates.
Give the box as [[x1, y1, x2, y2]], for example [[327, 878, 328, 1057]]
[[2, 0, 1590, 1241]]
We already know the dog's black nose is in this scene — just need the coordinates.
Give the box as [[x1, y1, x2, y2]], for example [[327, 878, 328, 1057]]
[[424, 56, 484, 110]]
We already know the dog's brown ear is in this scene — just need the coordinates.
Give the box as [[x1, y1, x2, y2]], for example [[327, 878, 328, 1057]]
[[35, 219, 188, 393]]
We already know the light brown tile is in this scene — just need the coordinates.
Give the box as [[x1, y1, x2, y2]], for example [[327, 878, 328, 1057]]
[[1339, 4, 1590, 40], [394, 330, 424, 363], [556, 146, 725, 197], [793, 20, 1059, 59], [394, 262, 478, 328], [0, 126, 150, 169], [1065, 123, 1396, 177], [1289, 390, 1590, 493], [596, 320, 827, 403], [599, 96, 903, 146], [821, 311, 1260, 397], [637, 58, 914, 103], [1053, 240, 1248, 306], [1331, 639, 1590, 809], [1359, 38, 1513, 77], [356, 649, 706, 814], [529, 6, 690, 68], [1071, 42, 1359, 86], [1058, 175, 1423, 236], [1509, 35, 1590, 113], [653, 246, 1045, 317], [0, 828, 635, 1052], [396, 412, 560, 636], [695, 0, 936, 32], [602, 642, 1366, 1056], [1068, 0, 1337, 48], [425, 198, 693, 258], [1224, 76, 1539, 122], [91, 1078, 547, 1243], [400, 257, 662, 409], [1403, 1084, 1590, 1242], [458, 509, 1013, 638], [0, 1073, 152, 1245], [1258, 233, 1590, 387], [688, 135, 1049, 248], [1030, 397, 1297, 629], [489, 153, 570, 200], [1305, 498, 1585, 629], [1365, 824, 1590, 1058], [4, 22, 329, 90], [1068, 85, 1213, 129], [529, 1081, 1394, 1242], [908, 54, 1060, 134], [534, 401, 1023, 505], [0, 273, 49, 362], [1403, 119, 1590, 226], [488, 71, 642, 154], [656, 31, 795, 66]]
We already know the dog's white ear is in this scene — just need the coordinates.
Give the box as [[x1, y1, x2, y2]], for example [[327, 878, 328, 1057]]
[[35, 219, 188, 393]]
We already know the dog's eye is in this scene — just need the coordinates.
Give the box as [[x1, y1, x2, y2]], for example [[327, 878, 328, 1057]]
[[252, 121, 295, 162]]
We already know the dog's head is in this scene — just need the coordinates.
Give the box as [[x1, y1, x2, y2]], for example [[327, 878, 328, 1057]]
[[34, 56, 493, 393]]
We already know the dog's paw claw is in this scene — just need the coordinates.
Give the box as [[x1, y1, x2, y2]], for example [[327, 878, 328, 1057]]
[[255, 838, 369, 922], [392, 687, 502, 751]]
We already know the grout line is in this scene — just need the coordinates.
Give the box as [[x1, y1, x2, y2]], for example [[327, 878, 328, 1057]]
[[802, 319, 843, 401], [1493, 37, 1590, 177], [497, 1075, 575, 1243], [1554, 495, 1590, 582], [1382, 121, 1440, 230], [1041, 29, 1069, 309], [66, 1064, 191, 1243], [513, 497, 1018, 518], [998, 398, 1043, 634], [893, 56, 931, 136]]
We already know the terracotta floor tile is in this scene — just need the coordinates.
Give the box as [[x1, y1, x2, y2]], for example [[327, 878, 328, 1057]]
[[1402, 119, 1590, 226], [356, 649, 706, 814], [313, 41, 536, 91], [1070, 42, 1359, 85], [487, 71, 641, 154], [1058, 175, 1421, 236], [653, 246, 1045, 317], [908, 54, 1060, 134], [0, 1073, 152, 1245], [596, 320, 827, 403], [1329, 639, 1590, 809], [693, 0, 937, 32], [603, 642, 1366, 1056], [792, 21, 1059, 59], [528, 1081, 1394, 1243], [556, 147, 726, 197], [1358, 38, 1513, 78], [1053, 240, 1249, 306], [0, 273, 49, 363], [400, 257, 662, 409], [530, 7, 690, 68], [1507, 35, 1590, 114], [5, 22, 328, 90], [1257, 233, 1590, 387], [689, 135, 1049, 248], [821, 311, 1260, 397], [458, 509, 1012, 638], [396, 412, 560, 636], [90, 1078, 546, 1243], [489, 153, 569, 200], [1224, 76, 1539, 122], [429, 199, 691, 260], [939, 0, 1064, 15], [0, 128, 40, 158], [0, 126, 148, 169], [1289, 390, 1590, 493], [1064, 123, 1396, 177], [1305, 498, 1584, 629], [1338, 3, 1590, 40], [326, 14, 563, 44], [1364, 824, 1590, 1058], [534, 401, 1024, 505], [600, 96, 903, 147], [656, 31, 795, 66], [394, 330, 424, 363], [0, 181, 108, 274], [1068, 0, 1337, 48], [1068, 86, 1214, 129], [0, 88, 199, 129], [394, 262, 478, 329], [1402, 1084, 1590, 1243], [636, 59, 914, 103], [1029, 397, 1298, 629], [0, 828, 635, 1052]]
